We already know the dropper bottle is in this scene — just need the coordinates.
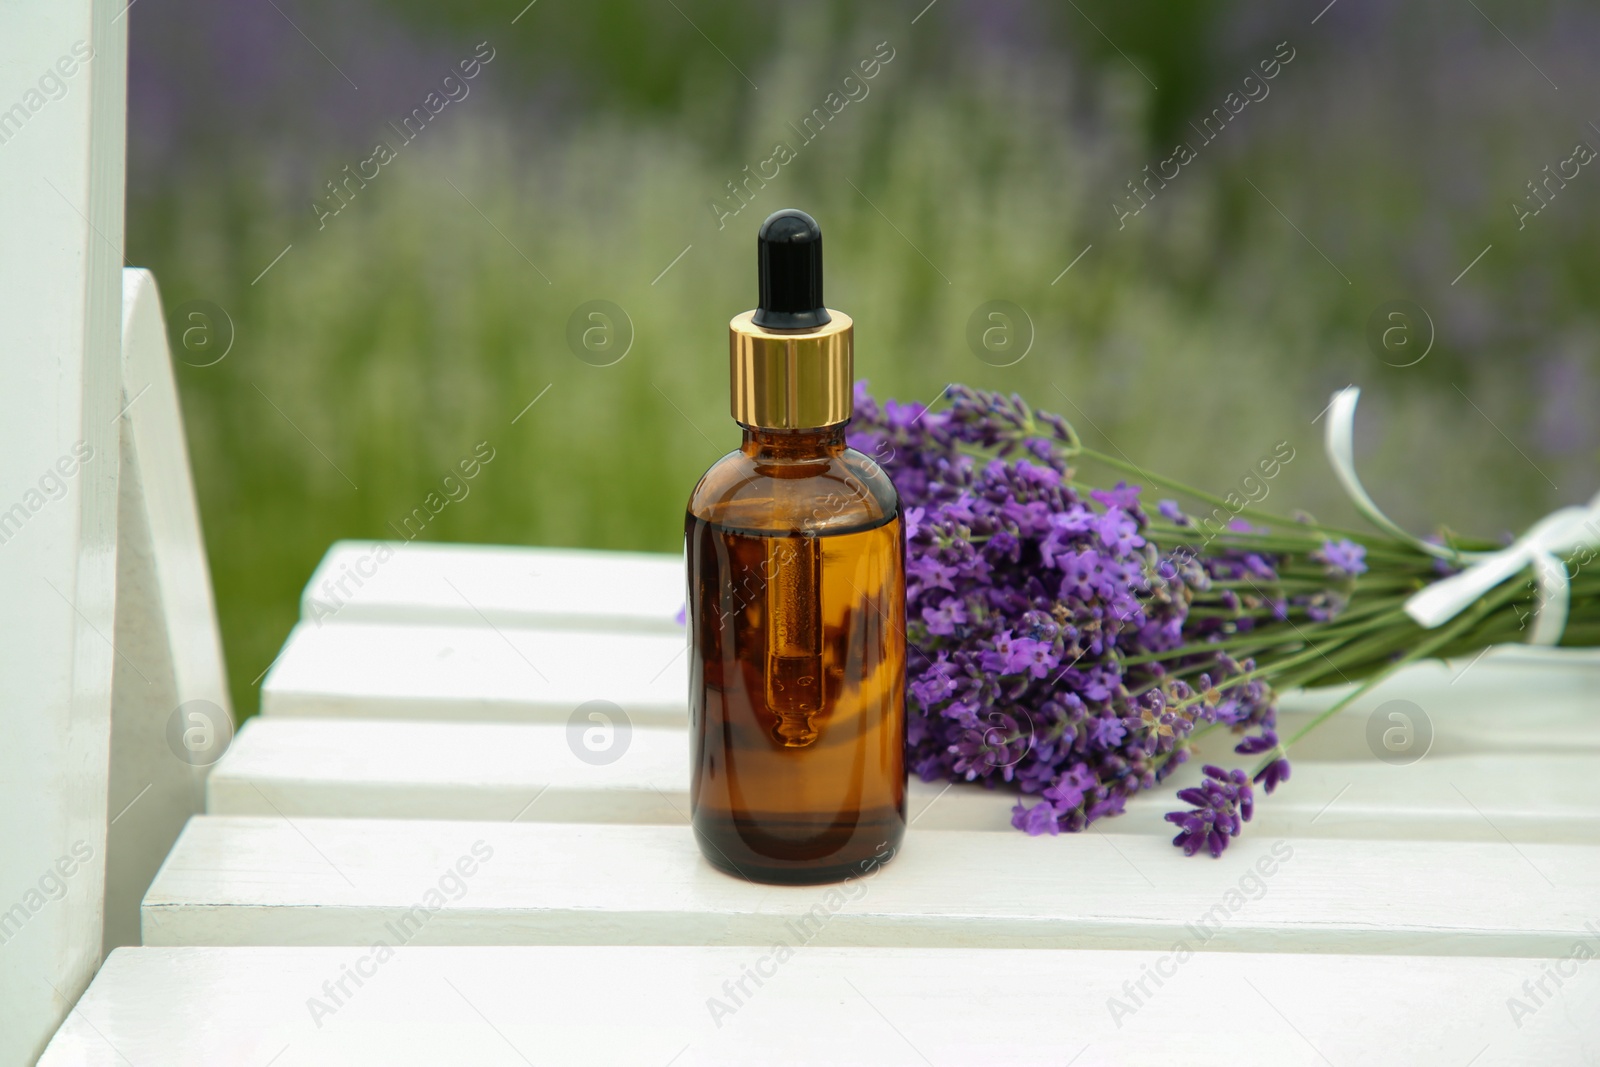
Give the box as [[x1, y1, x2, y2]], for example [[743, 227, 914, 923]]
[[685, 208, 907, 885]]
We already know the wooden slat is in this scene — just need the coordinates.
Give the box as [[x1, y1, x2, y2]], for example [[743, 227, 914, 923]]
[[210, 718, 688, 825], [260, 616, 1600, 752], [142, 816, 1600, 957], [42, 945, 1599, 1066], [208, 716, 1600, 844], [261, 621, 686, 723], [292, 538, 1600, 705], [291, 540, 1600, 737], [1276, 643, 1600, 709], [301, 540, 684, 632], [1276, 646, 1600, 758]]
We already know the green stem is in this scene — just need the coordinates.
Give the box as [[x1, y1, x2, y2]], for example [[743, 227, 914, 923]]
[[1272, 580, 1523, 760], [1163, 641, 1345, 715], [1078, 448, 1415, 547], [1147, 525, 1430, 565], [1117, 602, 1413, 667], [1205, 578, 1391, 592]]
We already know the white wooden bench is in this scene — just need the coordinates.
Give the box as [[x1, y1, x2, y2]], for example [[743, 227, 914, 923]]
[[22, 7, 1596, 1063], [45, 541, 1600, 1063]]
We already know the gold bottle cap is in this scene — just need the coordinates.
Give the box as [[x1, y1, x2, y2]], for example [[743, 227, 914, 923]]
[[728, 310, 853, 430]]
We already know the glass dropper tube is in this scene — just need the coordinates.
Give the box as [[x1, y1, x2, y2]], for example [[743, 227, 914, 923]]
[[765, 533, 823, 745]]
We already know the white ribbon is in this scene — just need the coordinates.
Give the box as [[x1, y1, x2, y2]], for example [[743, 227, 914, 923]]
[[1323, 386, 1600, 645]]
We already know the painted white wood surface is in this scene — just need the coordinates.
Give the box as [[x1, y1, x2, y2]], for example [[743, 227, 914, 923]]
[[303, 539, 684, 632], [208, 716, 1600, 843], [41, 945, 1600, 1066], [292, 538, 1600, 743], [210, 717, 690, 825], [291, 537, 1598, 702], [260, 615, 1600, 760], [262, 620, 687, 723], [102, 269, 230, 954], [142, 816, 1600, 957], [45, 529, 1600, 1061], [1274, 646, 1600, 759], [0, 4, 126, 1063]]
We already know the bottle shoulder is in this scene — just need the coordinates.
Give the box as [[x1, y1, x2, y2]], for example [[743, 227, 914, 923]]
[[688, 445, 900, 536]]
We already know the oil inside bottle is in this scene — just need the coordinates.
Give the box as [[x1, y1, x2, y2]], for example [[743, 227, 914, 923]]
[[688, 512, 906, 885]]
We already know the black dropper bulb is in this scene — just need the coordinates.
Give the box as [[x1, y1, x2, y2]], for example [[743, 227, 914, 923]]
[[753, 208, 832, 330]]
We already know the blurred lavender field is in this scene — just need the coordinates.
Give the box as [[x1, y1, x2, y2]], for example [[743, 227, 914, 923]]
[[126, 0, 1600, 717]]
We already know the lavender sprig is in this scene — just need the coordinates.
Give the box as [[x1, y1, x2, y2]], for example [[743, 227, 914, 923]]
[[852, 382, 1572, 857]]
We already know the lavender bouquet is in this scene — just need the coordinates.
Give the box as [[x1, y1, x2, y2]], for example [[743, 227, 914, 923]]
[[849, 383, 1600, 857]]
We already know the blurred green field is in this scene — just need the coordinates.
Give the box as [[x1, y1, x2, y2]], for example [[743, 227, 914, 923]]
[[126, 1, 1600, 719]]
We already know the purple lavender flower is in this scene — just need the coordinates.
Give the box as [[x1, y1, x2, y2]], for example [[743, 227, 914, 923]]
[[980, 630, 1021, 674], [1096, 509, 1146, 555], [1164, 765, 1254, 857], [849, 382, 1330, 858], [1090, 715, 1127, 748], [907, 554, 957, 595], [1011, 636, 1058, 678], [1045, 764, 1097, 809], [1314, 538, 1369, 577], [1091, 482, 1142, 511], [1253, 758, 1292, 794], [1234, 728, 1280, 756], [1012, 799, 1062, 835], [922, 597, 968, 636], [903, 506, 925, 541]]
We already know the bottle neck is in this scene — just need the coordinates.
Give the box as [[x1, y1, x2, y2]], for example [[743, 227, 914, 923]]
[[740, 423, 848, 461]]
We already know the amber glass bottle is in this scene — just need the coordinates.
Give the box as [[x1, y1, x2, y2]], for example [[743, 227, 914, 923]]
[[686, 209, 906, 885]]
